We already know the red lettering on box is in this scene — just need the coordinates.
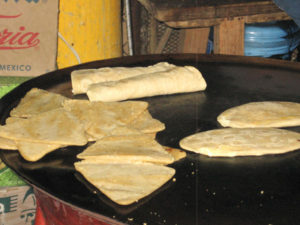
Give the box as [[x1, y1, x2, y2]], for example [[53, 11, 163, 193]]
[[0, 26, 40, 50], [0, 14, 22, 19]]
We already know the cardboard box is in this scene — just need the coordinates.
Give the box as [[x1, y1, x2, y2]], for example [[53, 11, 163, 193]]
[[0, 0, 59, 76], [0, 167, 35, 225], [0, 186, 36, 225]]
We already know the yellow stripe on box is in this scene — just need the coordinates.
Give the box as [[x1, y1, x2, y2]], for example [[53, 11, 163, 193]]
[[57, 0, 122, 69]]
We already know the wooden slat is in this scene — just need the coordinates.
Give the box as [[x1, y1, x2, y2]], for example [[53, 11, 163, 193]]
[[137, 0, 284, 22], [213, 18, 245, 55], [243, 12, 291, 24], [130, 0, 143, 54], [179, 28, 210, 54], [165, 12, 290, 28], [154, 27, 173, 53], [149, 17, 158, 53]]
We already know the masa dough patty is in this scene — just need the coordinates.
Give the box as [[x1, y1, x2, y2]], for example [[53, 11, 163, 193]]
[[179, 128, 300, 157], [217, 101, 300, 128]]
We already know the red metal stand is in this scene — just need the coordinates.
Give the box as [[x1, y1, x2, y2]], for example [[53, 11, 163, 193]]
[[33, 188, 123, 225]]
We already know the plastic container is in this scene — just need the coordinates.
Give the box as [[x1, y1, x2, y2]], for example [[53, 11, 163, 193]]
[[244, 20, 300, 58]]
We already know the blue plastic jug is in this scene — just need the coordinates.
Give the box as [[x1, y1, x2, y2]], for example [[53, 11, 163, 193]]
[[244, 20, 300, 58]]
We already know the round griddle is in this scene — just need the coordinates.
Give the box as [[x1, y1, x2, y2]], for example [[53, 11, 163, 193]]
[[0, 54, 300, 225]]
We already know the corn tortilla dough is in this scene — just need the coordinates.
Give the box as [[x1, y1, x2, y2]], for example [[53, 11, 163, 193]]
[[77, 135, 174, 165], [179, 128, 300, 157], [10, 88, 67, 118], [74, 161, 175, 205], [217, 101, 300, 128], [71, 62, 176, 94], [87, 65, 206, 102]]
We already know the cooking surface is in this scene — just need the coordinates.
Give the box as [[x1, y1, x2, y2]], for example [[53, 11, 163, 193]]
[[0, 54, 300, 225]]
